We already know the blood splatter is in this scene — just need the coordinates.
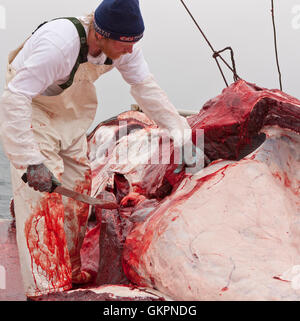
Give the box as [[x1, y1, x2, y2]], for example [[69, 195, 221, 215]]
[[24, 193, 72, 295]]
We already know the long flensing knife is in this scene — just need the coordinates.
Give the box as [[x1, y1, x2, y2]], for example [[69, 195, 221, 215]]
[[21, 173, 119, 210]]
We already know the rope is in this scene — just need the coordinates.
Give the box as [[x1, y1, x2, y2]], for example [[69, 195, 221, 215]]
[[213, 47, 239, 82], [271, 0, 283, 91], [179, 0, 240, 86]]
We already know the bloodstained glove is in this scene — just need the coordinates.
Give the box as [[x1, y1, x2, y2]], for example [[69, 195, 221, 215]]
[[25, 163, 61, 193]]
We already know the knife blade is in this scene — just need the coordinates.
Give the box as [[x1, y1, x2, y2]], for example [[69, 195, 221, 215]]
[[52, 186, 119, 209], [21, 173, 119, 209]]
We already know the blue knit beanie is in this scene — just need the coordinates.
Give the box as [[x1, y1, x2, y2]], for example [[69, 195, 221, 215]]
[[94, 0, 145, 43]]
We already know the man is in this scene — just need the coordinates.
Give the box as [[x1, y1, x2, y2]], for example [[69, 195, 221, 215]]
[[0, 0, 194, 299]]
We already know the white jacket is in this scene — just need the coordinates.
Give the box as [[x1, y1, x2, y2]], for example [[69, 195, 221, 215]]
[[0, 16, 191, 169]]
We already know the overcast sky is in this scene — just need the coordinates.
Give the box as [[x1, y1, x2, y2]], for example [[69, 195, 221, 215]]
[[0, 0, 299, 132]]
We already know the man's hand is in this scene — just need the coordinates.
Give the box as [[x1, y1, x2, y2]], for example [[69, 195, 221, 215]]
[[26, 164, 60, 193], [174, 143, 210, 174]]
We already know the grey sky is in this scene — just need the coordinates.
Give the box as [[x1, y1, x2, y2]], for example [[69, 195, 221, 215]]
[[0, 0, 299, 133]]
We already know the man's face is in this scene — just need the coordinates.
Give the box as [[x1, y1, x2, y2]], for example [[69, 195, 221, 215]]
[[91, 31, 136, 60]]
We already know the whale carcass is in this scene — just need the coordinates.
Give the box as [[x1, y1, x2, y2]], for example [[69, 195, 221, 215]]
[[82, 79, 300, 301]]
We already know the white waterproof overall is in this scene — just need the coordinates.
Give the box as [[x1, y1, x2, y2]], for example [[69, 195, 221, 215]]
[[6, 36, 113, 297]]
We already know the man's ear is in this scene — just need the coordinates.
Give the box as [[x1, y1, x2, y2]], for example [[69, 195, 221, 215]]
[[95, 32, 104, 41]]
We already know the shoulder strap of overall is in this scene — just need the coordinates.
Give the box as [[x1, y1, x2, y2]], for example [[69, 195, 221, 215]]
[[56, 17, 88, 90], [32, 17, 88, 90], [32, 17, 113, 90]]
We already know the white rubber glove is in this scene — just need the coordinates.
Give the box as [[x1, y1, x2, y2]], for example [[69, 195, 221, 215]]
[[174, 143, 210, 175]]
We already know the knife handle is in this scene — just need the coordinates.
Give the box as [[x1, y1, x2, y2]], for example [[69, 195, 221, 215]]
[[21, 173, 61, 193], [21, 173, 28, 184]]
